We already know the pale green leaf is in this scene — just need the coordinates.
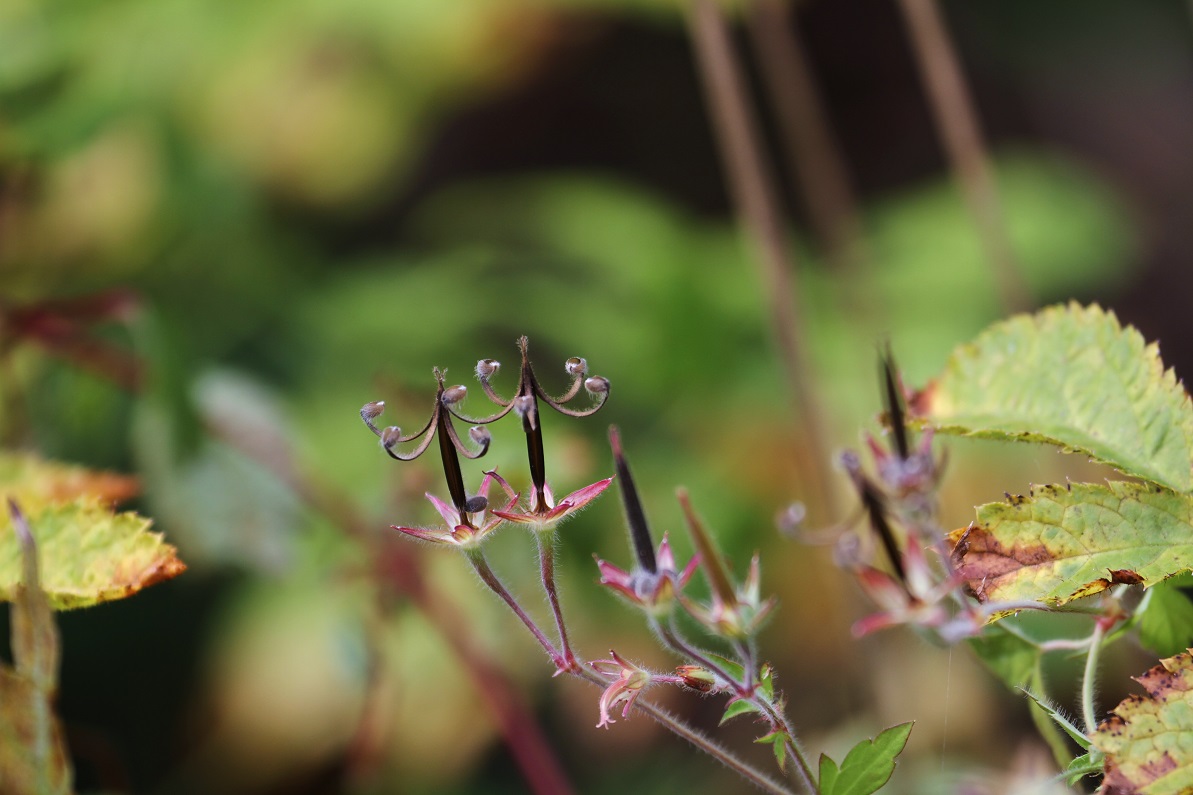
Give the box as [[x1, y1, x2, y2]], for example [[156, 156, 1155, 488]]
[[1062, 752, 1102, 785], [951, 481, 1193, 606], [818, 723, 913, 795], [1093, 650, 1193, 794], [754, 729, 787, 771], [1139, 574, 1193, 658], [915, 303, 1193, 492], [720, 699, 761, 725], [0, 502, 185, 610]]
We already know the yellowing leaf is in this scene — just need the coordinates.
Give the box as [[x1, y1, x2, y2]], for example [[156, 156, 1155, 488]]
[[0, 503, 184, 610], [1093, 650, 1193, 795], [913, 304, 1193, 493], [950, 482, 1193, 607], [0, 453, 138, 509], [0, 453, 182, 609]]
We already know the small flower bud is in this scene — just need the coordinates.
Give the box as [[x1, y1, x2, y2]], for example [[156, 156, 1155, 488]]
[[442, 385, 467, 405], [464, 495, 489, 514], [360, 401, 385, 421], [565, 357, 588, 377], [584, 376, 609, 394], [469, 425, 491, 446], [380, 426, 402, 450], [775, 502, 806, 538], [476, 359, 500, 379], [676, 665, 717, 693]]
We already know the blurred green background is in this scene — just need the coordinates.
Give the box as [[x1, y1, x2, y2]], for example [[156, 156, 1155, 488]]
[[2, 0, 1191, 792]]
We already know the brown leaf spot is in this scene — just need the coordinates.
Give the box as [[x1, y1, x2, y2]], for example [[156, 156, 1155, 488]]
[[948, 523, 1059, 602], [1109, 569, 1144, 585]]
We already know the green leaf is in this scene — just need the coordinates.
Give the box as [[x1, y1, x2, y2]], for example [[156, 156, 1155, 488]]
[[754, 729, 788, 771], [0, 502, 185, 610], [1063, 752, 1103, 786], [914, 303, 1193, 493], [1139, 574, 1193, 657], [705, 652, 746, 683], [720, 699, 761, 725], [759, 662, 775, 701], [1093, 650, 1193, 794], [0, 452, 184, 609], [818, 723, 913, 795], [968, 622, 1041, 688], [950, 481, 1193, 606], [1019, 687, 1091, 750]]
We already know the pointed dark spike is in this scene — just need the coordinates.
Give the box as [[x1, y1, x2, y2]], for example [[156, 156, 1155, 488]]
[[522, 393, 548, 512], [858, 477, 906, 585], [609, 427, 657, 574], [881, 346, 910, 460], [436, 408, 471, 525]]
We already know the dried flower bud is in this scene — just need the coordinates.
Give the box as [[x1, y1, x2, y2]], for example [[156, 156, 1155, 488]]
[[476, 359, 500, 379], [584, 376, 610, 394], [565, 357, 588, 377], [442, 385, 467, 405], [380, 426, 402, 450], [464, 495, 489, 514], [469, 426, 491, 446], [360, 401, 385, 421], [676, 665, 717, 693], [514, 395, 535, 417]]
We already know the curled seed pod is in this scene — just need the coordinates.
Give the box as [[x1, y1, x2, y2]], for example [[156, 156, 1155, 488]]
[[381, 426, 402, 450], [565, 357, 588, 377], [442, 385, 467, 405], [513, 394, 535, 417], [469, 426, 491, 446], [584, 376, 610, 394], [361, 401, 385, 420], [464, 495, 489, 514], [476, 359, 500, 379]]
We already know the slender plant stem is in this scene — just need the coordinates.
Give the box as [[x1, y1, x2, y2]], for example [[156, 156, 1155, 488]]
[[204, 417, 575, 795], [467, 549, 565, 668], [651, 618, 816, 794], [895, 0, 1031, 313], [1081, 619, 1107, 734], [469, 563, 799, 794], [536, 529, 578, 670], [575, 664, 798, 795], [746, 0, 867, 275], [686, 0, 836, 516]]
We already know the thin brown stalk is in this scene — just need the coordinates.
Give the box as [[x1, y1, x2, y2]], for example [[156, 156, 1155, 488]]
[[746, 0, 867, 275], [895, 0, 1031, 313], [686, 0, 835, 513], [208, 419, 576, 795]]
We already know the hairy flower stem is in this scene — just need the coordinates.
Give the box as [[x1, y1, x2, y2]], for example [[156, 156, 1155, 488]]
[[536, 531, 578, 671], [469, 554, 797, 794], [1081, 618, 1107, 734], [466, 550, 565, 669], [573, 664, 798, 795], [650, 618, 816, 793]]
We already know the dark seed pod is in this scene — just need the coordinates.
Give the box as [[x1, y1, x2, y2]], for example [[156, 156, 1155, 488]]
[[360, 401, 385, 421], [442, 385, 467, 405], [565, 357, 588, 377], [381, 426, 402, 450], [464, 495, 489, 514]]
